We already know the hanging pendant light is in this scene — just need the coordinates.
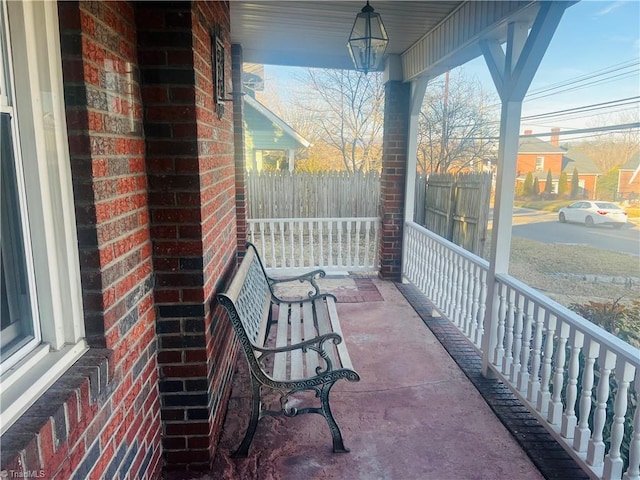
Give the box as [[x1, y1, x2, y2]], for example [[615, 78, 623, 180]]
[[347, 1, 389, 73]]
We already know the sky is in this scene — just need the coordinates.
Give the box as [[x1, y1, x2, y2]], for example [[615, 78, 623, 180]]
[[264, 0, 639, 143], [462, 0, 640, 137]]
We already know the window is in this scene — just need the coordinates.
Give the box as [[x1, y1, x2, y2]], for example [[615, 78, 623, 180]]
[[1, 0, 86, 435], [535, 156, 544, 172]]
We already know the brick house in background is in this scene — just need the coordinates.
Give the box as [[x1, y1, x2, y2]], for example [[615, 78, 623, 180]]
[[617, 152, 640, 201], [516, 129, 601, 199], [1, 2, 244, 477]]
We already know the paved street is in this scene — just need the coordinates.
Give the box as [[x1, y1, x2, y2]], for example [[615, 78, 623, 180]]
[[493, 208, 640, 257]]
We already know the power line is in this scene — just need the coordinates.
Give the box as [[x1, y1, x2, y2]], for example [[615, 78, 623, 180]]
[[481, 58, 640, 111], [451, 122, 640, 141], [525, 58, 639, 98], [522, 97, 639, 121]]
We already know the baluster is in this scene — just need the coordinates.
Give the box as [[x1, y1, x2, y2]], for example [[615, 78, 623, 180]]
[[346, 221, 352, 267], [413, 231, 422, 292], [561, 329, 584, 440], [604, 362, 636, 479], [588, 349, 616, 467], [373, 220, 380, 268], [249, 221, 255, 245], [445, 249, 455, 316], [527, 306, 545, 403], [424, 235, 432, 294], [354, 220, 361, 268], [258, 221, 266, 264], [475, 268, 487, 348], [412, 228, 420, 288], [363, 220, 371, 267], [310, 221, 315, 266], [574, 338, 600, 453], [502, 287, 516, 376], [461, 258, 471, 337], [510, 293, 525, 383], [469, 265, 480, 343], [288, 221, 294, 268], [328, 221, 333, 267], [425, 236, 435, 298], [548, 321, 569, 425], [435, 244, 444, 306], [279, 221, 286, 268], [337, 220, 343, 267], [537, 313, 557, 415], [493, 283, 507, 367], [451, 255, 461, 325], [518, 299, 534, 395], [622, 369, 640, 480], [299, 221, 304, 267], [268, 221, 276, 268]]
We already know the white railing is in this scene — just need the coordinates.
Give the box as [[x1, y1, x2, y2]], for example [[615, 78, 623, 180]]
[[404, 221, 640, 480], [247, 217, 380, 274]]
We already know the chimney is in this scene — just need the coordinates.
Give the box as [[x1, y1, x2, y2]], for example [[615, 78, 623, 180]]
[[524, 129, 533, 135], [551, 127, 560, 147]]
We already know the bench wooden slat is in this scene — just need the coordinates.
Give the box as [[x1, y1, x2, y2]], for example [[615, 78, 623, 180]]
[[314, 297, 339, 370], [289, 304, 303, 379], [326, 296, 354, 371], [302, 301, 319, 376], [273, 303, 290, 380]]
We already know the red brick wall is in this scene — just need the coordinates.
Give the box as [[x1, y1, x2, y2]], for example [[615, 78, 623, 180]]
[[516, 153, 563, 176], [618, 170, 640, 197], [379, 80, 410, 280], [136, 1, 238, 471], [580, 174, 598, 200], [0, 1, 162, 479]]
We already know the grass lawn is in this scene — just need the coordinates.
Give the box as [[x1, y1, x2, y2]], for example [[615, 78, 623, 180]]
[[485, 233, 640, 308]]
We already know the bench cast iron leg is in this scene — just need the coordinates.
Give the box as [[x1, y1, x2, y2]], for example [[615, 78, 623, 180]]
[[232, 375, 261, 458], [319, 382, 350, 453]]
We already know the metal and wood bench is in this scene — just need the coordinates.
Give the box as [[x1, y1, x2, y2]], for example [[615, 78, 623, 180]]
[[217, 242, 360, 457]]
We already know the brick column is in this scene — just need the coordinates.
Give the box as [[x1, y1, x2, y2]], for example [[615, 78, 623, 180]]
[[379, 80, 411, 280], [137, 1, 238, 471]]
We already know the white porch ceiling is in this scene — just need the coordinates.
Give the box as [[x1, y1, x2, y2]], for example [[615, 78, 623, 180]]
[[230, 1, 543, 81]]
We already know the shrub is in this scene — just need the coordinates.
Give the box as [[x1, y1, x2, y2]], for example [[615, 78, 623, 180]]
[[569, 299, 640, 348], [558, 172, 568, 197]]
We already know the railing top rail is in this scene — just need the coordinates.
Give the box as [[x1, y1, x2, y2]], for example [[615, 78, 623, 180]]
[[496, 272, 640, 365], [405, 220, 489, 269], [248, 217, 381, 223]]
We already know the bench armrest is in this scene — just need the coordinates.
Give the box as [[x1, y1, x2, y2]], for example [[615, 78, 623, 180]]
[[255, 332, 343, 374], [267, 269, 326, 302]]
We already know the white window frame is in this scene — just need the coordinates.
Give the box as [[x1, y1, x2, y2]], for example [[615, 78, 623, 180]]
[[535, 156, 544, 172], [1, 0, 87, 435]]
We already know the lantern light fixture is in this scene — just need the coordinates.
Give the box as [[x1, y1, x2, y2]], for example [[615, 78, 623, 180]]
[[347, 1, 389, 74]]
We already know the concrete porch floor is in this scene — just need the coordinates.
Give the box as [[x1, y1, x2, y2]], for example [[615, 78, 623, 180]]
[[167, 277, 585, 479]]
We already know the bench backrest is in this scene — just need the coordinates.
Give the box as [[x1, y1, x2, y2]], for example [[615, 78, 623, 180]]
[[217, 247, 272, 352]]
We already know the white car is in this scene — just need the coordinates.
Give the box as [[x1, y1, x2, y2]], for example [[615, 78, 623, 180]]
[[558, 201, 628, 228]]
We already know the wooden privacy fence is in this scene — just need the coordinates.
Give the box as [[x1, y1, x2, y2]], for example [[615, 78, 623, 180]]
[[246, 170, 380, 219], [414, 172, 492, 257]]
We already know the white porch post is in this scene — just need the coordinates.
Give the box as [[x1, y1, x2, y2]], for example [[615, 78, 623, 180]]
[[480, 2, 568, 377], [401, 76, 428, 281]]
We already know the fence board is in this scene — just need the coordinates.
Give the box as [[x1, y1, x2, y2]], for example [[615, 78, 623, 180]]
[[246, 170, 380, 219]]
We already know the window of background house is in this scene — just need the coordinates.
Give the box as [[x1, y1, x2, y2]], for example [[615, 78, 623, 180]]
[[535, 156, 544, 172], [0, 0, 87, 435]]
